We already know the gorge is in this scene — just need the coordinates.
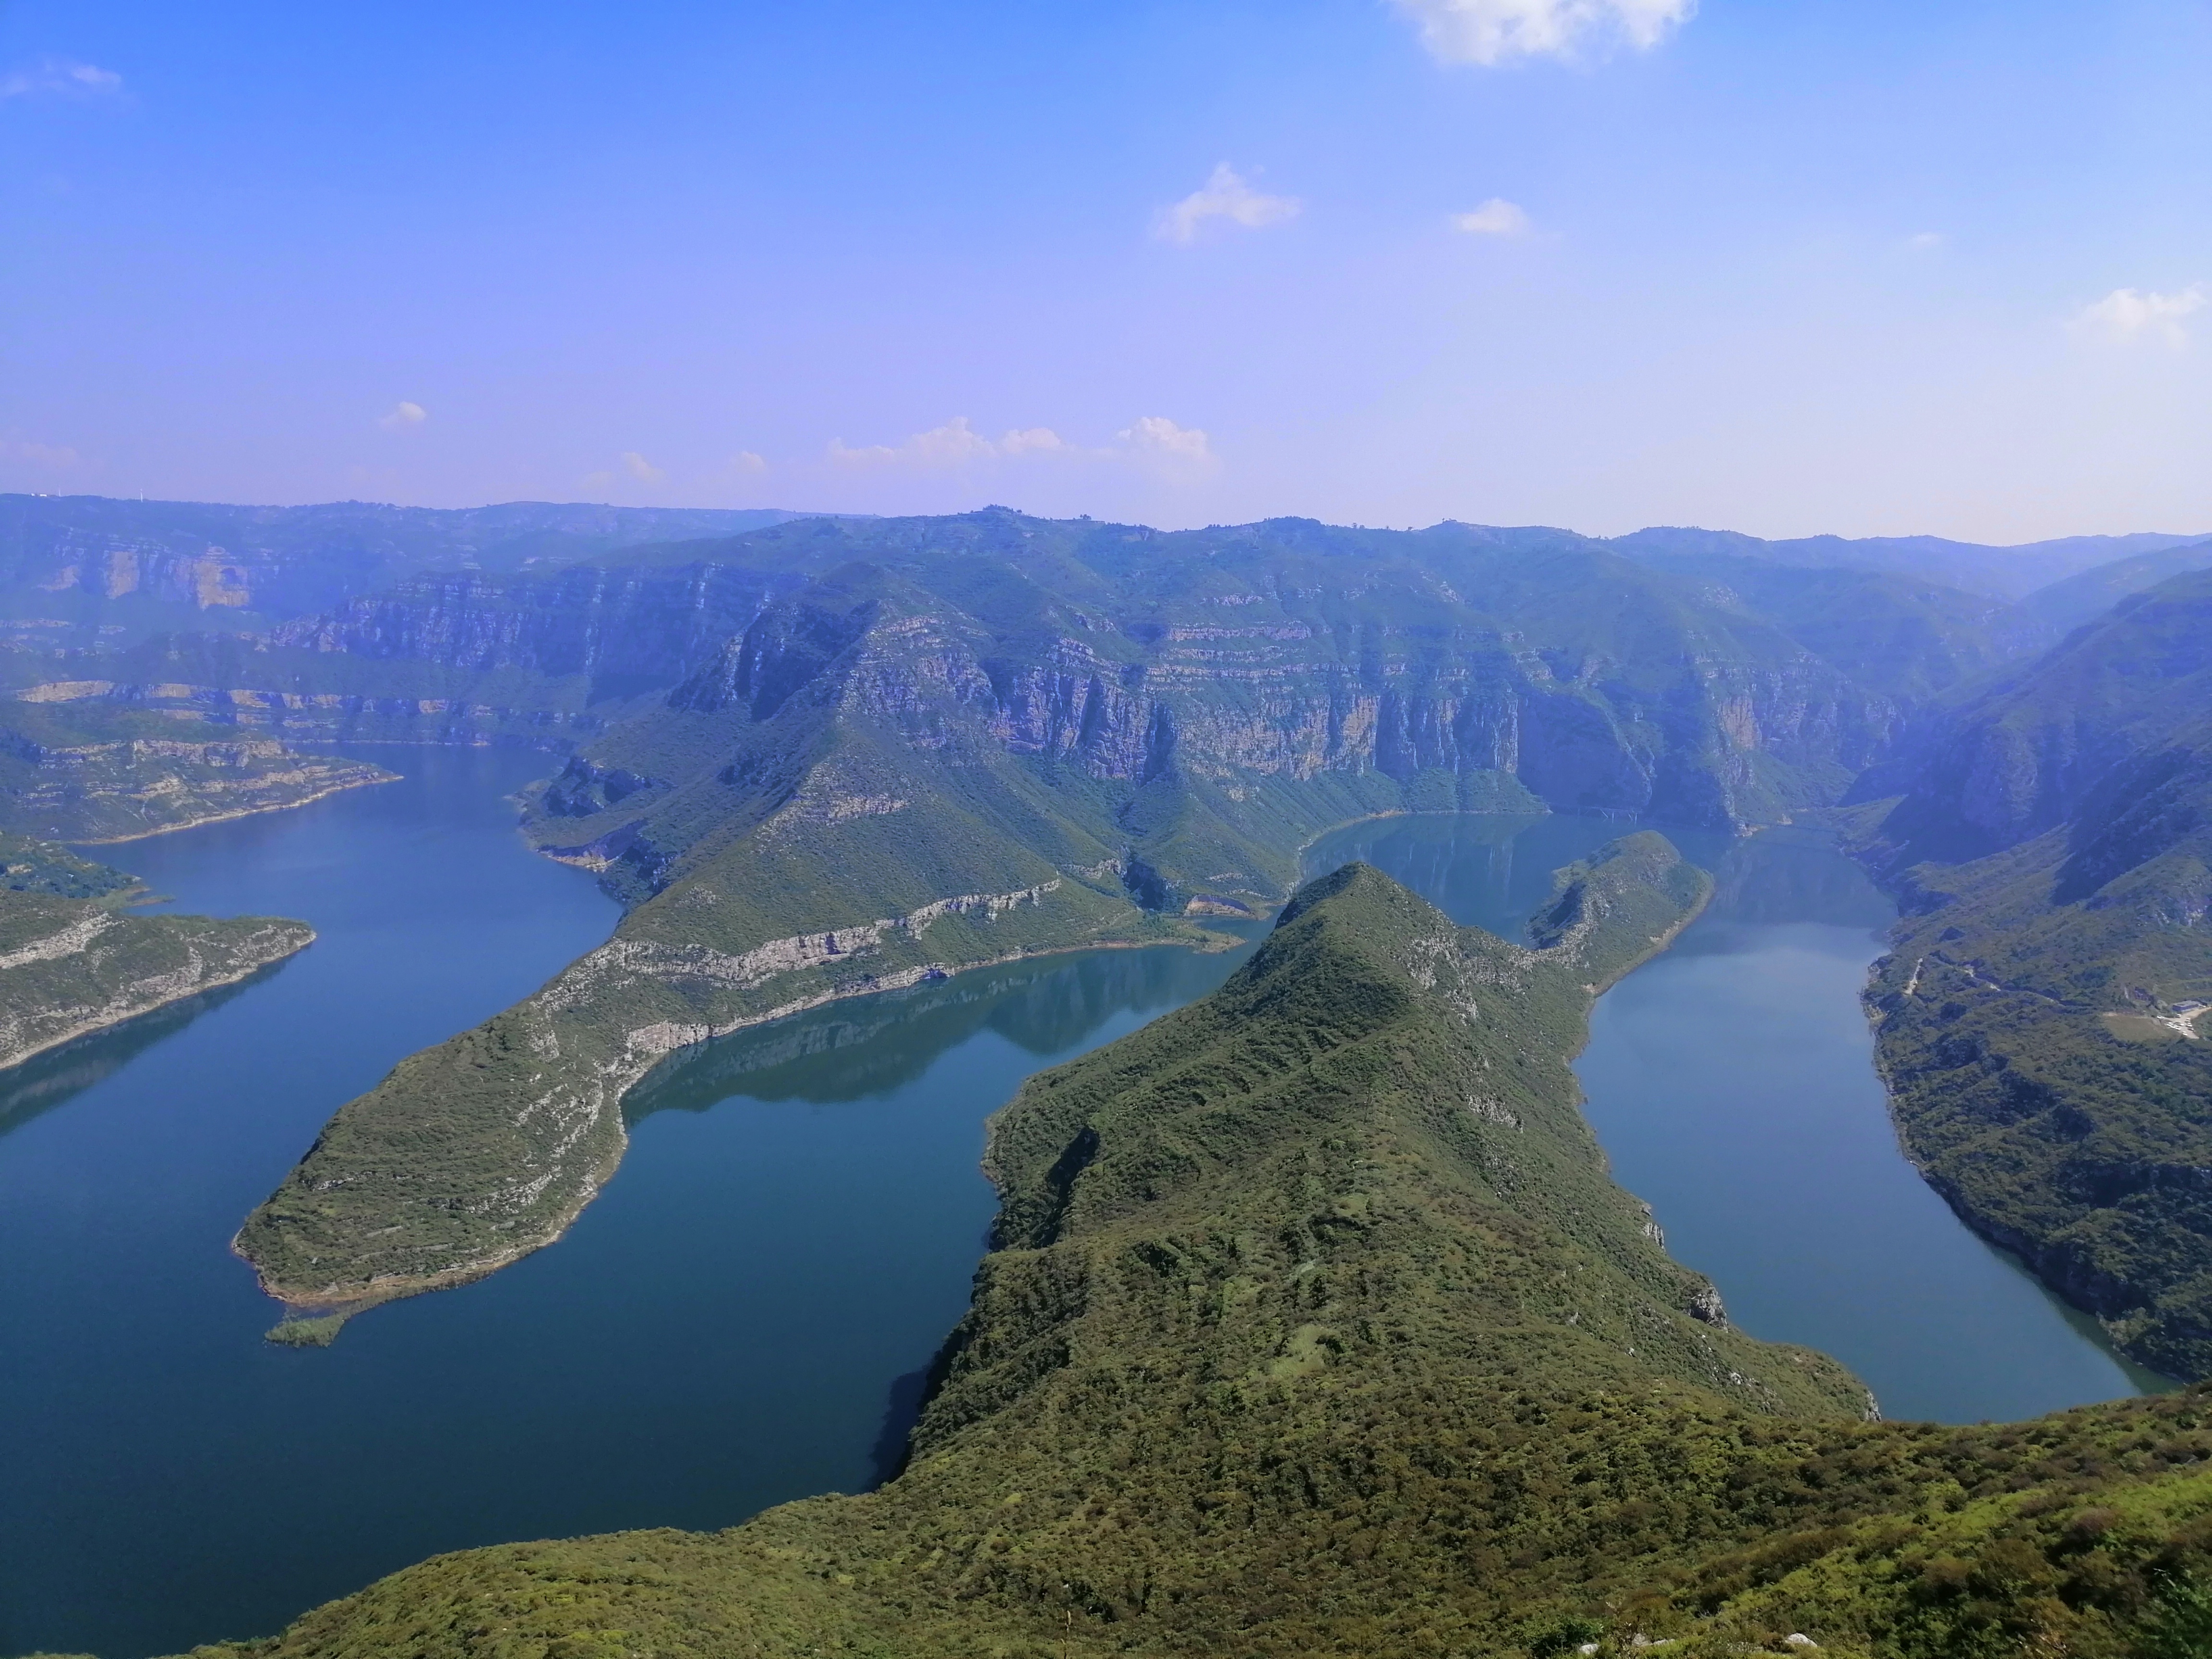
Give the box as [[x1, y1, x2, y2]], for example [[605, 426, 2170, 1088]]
[[7, 497, 2212, 1656]]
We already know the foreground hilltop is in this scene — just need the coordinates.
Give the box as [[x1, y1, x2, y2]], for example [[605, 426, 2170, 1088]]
[[195, 853, 2212, 1659]]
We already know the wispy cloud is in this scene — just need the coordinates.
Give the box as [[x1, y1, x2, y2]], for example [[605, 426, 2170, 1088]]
[[377, 400, 427, 431], [1453, 198, 1532, 237], [1905, 231, 1945, 250], [830, 417, 1073, 469], [1153, 164, 1302, 245], [621, 451, 666, 483], [825, 416, 1218, 484], [0, 58, 124, 100], [716, 450, 769, 478], [1388, 0, 1694, 66], [2072, 285, 2207, 349]]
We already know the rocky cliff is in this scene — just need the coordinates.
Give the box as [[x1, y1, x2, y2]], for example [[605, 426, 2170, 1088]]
[[230, 514, 1972, 1325]]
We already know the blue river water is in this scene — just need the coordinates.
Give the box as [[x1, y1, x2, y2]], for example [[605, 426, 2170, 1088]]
[[0, 767, 2158, 1657]]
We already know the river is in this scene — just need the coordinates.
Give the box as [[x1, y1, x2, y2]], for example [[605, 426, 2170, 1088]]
[[0, 765, 2156, 1657]]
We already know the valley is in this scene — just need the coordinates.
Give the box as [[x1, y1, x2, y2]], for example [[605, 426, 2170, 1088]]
[[6, 495, 2212, 1656]]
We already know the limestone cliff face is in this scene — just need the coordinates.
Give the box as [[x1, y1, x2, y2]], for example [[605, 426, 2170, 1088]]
[[0, 891, 313, 1071], [277, 563, 793, 697]]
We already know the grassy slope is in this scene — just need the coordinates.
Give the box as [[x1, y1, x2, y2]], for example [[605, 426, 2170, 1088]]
[[230, 514, 2041, 1322], [190, 854, 2212, 1659]]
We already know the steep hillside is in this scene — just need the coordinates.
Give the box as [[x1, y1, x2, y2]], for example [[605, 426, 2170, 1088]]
[[1853, 572, 2212, 1376], [1596, 549, 2051, 705], [192, 860, 2212, 1659]]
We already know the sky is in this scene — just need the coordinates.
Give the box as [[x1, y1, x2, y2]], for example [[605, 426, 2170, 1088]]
[[2, 0, 2209, 541]]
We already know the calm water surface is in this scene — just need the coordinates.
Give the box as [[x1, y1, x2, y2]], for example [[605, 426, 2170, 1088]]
[[5, 791, 2159, 1656]]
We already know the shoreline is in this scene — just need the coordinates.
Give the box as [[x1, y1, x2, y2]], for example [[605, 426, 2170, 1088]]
[[245, 923, 1248, 1320], [0, 923, 315, 1074]]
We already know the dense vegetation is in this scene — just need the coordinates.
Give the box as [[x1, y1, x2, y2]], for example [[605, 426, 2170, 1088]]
[[185, 858, 2212, 1659]]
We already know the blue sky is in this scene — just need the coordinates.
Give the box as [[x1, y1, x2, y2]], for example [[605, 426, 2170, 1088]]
[[3, 0, 2208, 539]]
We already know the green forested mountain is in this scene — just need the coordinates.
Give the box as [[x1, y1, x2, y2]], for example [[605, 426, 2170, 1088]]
[[1854, 571, 2212, 1375], [191, 860, 2212, 1659], [235, 511, 1967, 1322]]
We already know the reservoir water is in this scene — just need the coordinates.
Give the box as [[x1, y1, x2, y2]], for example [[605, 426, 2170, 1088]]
[[0, 746, 1253, 1659], [0, 773, 2156, 1657]]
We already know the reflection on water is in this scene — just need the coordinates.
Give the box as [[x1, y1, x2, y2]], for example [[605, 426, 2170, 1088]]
[[1576, 826, 2163, 1422], [628, 937, 1258, 1122], [2, 796, 2163, 1657], [0, 741, 1254, 1659], [0, 972, 272, 1142]]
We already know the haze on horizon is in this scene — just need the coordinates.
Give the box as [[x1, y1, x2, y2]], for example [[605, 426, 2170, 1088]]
[[3, 0, 2208, 544]]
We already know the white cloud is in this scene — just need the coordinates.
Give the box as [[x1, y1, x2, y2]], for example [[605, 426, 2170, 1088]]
[[1388, 0, 1694, 66], [377, 400, 427, 431], [621, 451, 668, 484], [1153, 164, 1302, 245], [718, 450, 769, 477], [1906, 231, 1945, 250], [997, 427, 1071, 457], [2072, 286, 2207, 348], [1453, 198, 1531, 237], [829, 416, 1074, 469], [1118, 416, 1219, 480], [1, 58, 124, 100]]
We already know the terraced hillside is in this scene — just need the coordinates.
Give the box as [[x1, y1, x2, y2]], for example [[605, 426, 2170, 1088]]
[[194, 858, 2212, 1659]]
